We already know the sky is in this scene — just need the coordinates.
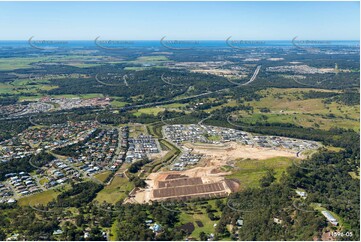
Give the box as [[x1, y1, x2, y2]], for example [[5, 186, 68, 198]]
[[0, 1, 359, 40]]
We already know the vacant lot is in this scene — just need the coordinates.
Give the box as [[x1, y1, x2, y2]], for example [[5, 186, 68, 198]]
[[133, 107, 165, 116], [110, 99, 127, 108], [95, 175, 134, 204], [227, 157, 295, 189], [94, 171, 112, 183], [185, 142, 296, 165], [146, 123, 163, 138], [18, 186, 69, 206], [128, 123, 147, 137], [242, 88, 360, 131]]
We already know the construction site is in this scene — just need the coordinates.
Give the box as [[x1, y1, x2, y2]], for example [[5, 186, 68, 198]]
[[125, 124, 320, 204], [128, 167, 239, 203]]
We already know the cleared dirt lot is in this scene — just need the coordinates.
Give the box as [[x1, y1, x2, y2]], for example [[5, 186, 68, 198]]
[[185, 142, 297, 167], [129, 166, 235, 203], [128, 142, 298, 204]]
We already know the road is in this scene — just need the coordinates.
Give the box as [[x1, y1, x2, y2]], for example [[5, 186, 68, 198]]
[[160, 74, 185, 87], [240, 65, 261, 86], [197, 114, 213, 132], [123, 75, 129, 87], [290, 76, 310, 86], [226, 65, 261, 86]]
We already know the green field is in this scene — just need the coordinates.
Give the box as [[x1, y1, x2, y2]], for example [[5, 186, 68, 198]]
[[236, 88, 361, 131], [0, 57, 46, 70], [128, 124, 147, 137], [179, 212, 216, 239], [17, 93, 104, 102], [0, 83, 15, 94], [0, 55, 114, 71], [12, 78, 50, 86], [94, 175, 134, 204], [176, 199, 224, 239], [204, 99, 238, 112], [18, 186, 70, 206], [227, 157, 295, 189], [206, 134, 221, 142], [143, 139, 180, 174], [38, 177, 49, 185], [78, 93, 104, 99], [135, 56, 169, 62], [146, 123, 163, 138], [65, 63, 101, 68], [0, 56, 100, 71], [94, 171, 113, 183], [110, 100, 127, 108], [0, 82, 56, 95], [110, 220, 119, 240], [123, 67, 148, 71], [133, 107, 165, 116]]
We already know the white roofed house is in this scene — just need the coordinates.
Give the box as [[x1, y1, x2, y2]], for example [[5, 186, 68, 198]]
[[321, 211, 338, 226], [295, 190, 307, 198], [236, 219, 244, 227], [273, 217, 283, 224]]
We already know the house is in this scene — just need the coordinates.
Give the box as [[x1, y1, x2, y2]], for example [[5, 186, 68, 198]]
[[20, 191, 29, 196], [7, 198, 16, 204], [296, 190, 307, 198], [145, 219, 153, 224], [150, 223, 162, 233], [236, 219, 244, 227], [321, 211, 338, 226], [273, 218, 283, 224], [53, 229, 63, 235], [6, 233, 19, 241], [84, 232, 90, 239]]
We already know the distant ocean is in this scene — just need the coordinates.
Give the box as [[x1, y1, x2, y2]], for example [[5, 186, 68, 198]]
[[0, 40, 359, 48]]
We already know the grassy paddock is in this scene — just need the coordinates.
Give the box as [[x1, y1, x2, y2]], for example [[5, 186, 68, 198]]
[[133, 107, 165, 116], [146, 123, 163, 138], [94, 176, 134, 204], [242, 88, 360, 131], [18, 186, 69, 206], [227, 157, 295, 189], [143, 139, 180, 173], [94, 171, 113, 183]]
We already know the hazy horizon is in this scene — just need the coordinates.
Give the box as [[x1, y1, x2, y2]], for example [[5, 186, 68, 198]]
[[0, 1, 359, 40]]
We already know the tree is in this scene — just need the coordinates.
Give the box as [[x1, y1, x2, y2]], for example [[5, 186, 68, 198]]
[[0, 230, 6, 241], [260, 169, 276, 187], [75, 214, 84, 227], [200, 231, 208, 241]]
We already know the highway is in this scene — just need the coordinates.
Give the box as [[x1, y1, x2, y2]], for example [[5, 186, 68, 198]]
[[225, 65, 261, 86], [241, 65, 261, 86]]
